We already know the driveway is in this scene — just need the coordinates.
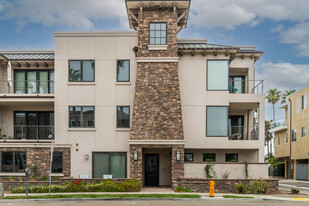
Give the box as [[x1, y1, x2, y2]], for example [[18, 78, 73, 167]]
[[279, 179, 309, 195]]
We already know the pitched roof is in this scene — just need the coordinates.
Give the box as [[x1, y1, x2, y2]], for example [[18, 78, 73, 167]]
[[178, 43, 238, 50], [0, 53, 54, 61]]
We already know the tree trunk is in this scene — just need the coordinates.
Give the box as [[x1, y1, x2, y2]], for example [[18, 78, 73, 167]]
[[273, 104, 275, 121], [270, 138, 273, 154], [267, 141, 270, 155]]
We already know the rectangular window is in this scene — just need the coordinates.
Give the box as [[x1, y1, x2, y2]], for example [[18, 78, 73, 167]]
[[203, 153, 216, 162], [93, 152, 126, 178], [292, 130, 297, 142], [297, 98, 300, 113], [184, 153, 193, 162], [229, 76, 245, 94], [207, 106, 228, 136], [225, 153, 238, 162], [117, 60, 130, 82], [286, 132, 288, 143], [207, 60, 229, 91], [117, 106, 130, 128], [14, 70, 54, 94], [302, 95, 307, 110], [302, 127, 306, 137], [14, 111, 54, 140], [69, 106, 95, 128], [278, 134, 280, 145], [52, 152, 63, 173], [149, 23, 167, 45], [1, 152, 26, 173], [69, 60, 94, 82]]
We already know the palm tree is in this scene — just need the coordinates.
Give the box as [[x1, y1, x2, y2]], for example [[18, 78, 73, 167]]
[[265, 120, 272, 156], [266, 89, 281, 121], [281, 89, 296, 105]]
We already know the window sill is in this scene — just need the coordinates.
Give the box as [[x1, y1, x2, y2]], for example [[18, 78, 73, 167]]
[[148, 45, 168, 50], [68, 128, 96, 131], [51, 173, 64, 177], [116, 128, 131, 132], [0, 173, 25, 176], [68, 82, 96, 86], [116, 82, 131, 85]]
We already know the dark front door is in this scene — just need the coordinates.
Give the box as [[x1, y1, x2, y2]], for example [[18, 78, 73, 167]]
[[145, 154, 159, 186]]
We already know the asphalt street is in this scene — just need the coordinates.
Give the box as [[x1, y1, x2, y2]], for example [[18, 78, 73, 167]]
[[0, 200, 308, 206]]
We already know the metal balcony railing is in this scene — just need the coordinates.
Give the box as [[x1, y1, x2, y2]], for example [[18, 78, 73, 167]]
[[0, 125, 54, 140], [229, 80, 264, 94], [0, 80, 54, 94], [228, 126, 259, 140]]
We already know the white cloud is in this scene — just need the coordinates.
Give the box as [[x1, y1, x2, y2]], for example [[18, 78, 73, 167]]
[[0, 0, 127, 30]]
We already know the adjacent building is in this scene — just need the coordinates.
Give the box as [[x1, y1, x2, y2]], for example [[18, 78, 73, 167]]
[[271, 86, 309, 180], [0, 0, 266, 187]]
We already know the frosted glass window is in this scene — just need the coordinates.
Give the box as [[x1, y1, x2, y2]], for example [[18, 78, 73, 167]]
[[93, 153, 126, 178], [110, 154, 126, 178], [207, 60, 229, 90], [93, 153, 109, 178], [15, 71, 25, 94], [206, 106, 228, 136]]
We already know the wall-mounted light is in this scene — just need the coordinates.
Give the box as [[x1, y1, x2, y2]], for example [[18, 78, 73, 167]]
[[85, 154, 89, 160], [134, 150, 138, 161], [176, 150, 181, 161]]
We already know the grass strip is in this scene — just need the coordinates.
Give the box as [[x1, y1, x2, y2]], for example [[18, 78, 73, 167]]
[[3, 194, 201, 200], [223, 195, 254, 199]]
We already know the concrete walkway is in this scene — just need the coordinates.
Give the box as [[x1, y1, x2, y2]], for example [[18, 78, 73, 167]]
[[279, 179, 309, 195]]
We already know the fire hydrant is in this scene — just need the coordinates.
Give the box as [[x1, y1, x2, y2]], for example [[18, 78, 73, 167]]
[[209, 180, 215, 197]]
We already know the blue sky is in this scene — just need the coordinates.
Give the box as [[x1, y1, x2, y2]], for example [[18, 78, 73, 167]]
[[0, 0, 309, 121]]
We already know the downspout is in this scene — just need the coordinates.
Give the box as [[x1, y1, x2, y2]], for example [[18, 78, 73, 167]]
[[289, 99, 292, 179]]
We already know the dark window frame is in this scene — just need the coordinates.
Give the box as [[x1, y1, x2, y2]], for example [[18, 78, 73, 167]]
[[184, 153, 194, 162], [149, 22, 167, 45], [278, 134, 280, 145], [302, 95, 306, 110], [117, 60, 130, 82], [206, 106, 229, 137], [292, 129, 297, 142], [92, 152, 127, 178], [203, 153, 216, 162], [68, 60, 95, 82], [52, 151, 63, 173], [116, 106, 130, 128], [206, 59, 230, 91], [225, 153, 238, 162], [302, 127, 306, 137], [229, 76, 246, 94], [1, 151, 27, 173], [68, 106, 95, 128], [14, 69, 54, 94]]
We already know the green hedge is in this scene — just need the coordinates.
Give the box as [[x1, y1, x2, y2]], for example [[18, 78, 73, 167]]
[[10, 179, 141, 193]]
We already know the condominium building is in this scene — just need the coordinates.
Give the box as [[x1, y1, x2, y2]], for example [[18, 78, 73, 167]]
[[0, 0, 266, 187], [271, 86, 309, 180]]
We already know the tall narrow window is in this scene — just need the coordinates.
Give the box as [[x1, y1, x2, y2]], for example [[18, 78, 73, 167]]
[[207, 106, 228, 136], [117, 106, 130, 128], [207, 60, 229, 91], [69, 60, 94, 82], [297, 98, 300, 113], [52, 152, 63, 173], [302, 127, 306, 137], [229, 76, 245, 94], [69, 106, 95, 128], [117, 60, 130, 82], [292, 130, 297, 142], [286, 132, 288, 143], [302, 95, 307, 110], [149, 23, 167, 45], [278, 134, 280, 145]]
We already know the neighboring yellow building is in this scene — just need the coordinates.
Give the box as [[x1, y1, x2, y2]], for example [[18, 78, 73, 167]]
[[270, 86, 309, 180]]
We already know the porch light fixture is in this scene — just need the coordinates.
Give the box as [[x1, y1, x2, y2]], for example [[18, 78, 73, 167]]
[[85, 154, 89, 160], [176, 150, 181, 161], [134, 150, 138, 161]]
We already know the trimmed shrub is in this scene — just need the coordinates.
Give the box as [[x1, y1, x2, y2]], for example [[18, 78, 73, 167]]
[[10, 179, 141, 193], [236, 180, 270, 194], [175, 186, 192, 193]]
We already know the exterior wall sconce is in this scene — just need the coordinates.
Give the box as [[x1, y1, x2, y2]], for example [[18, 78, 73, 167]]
[[176, 150, 181, 161], [134, 151, 138, 161], [85, 154, 89, 160]]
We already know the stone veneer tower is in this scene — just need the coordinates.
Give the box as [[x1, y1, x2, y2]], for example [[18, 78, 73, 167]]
[[126, 0, 191, 187]]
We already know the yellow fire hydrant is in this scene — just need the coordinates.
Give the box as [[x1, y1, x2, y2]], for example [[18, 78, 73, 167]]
[[209, 180, 215, 197]]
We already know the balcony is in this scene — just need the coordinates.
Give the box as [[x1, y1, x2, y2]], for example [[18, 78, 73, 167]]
[[269, 118, 287, 133], [0, 125, 54, 141], [228, 126, 259, 140], [229, 79, 264, 94], [0, 80, 54, 94]]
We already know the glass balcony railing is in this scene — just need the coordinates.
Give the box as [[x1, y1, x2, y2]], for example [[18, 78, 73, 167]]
[[270, 118, 286, 129], [228, 126, 259, 140], [0, 125, 54, 140], [229, 80, 264, 94], [0, 80, 54, 94]]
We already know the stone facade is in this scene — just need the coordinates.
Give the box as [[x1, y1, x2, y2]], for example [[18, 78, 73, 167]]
[[0, 147, 70, 178], [175, 178, 279, 194]]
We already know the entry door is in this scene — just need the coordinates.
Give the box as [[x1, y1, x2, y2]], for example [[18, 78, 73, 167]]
[[145, 154, 159, 186]]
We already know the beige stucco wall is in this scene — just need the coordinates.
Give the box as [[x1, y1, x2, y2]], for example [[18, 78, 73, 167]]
[[54, 32, 138, 178], [184, 163, 268, 179], [274, 130, 289, 158]]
